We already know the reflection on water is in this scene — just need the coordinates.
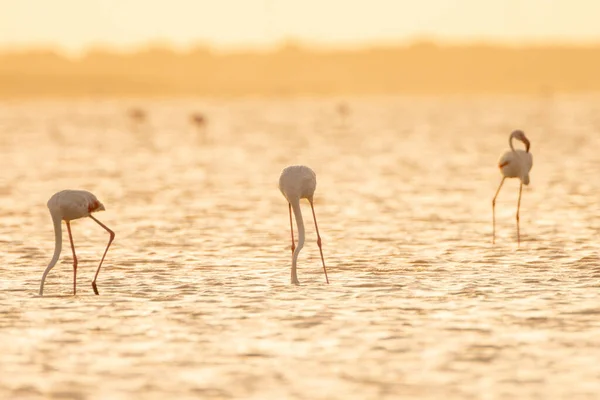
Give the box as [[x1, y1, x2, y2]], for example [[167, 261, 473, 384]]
[[1, 96, 600, 399]]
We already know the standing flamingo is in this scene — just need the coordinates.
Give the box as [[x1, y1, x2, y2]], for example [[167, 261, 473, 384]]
[[190, 112, 208, 141], [278, 165, 329, 285], [492, 130, 533, 246], [39, 190, 115, 296], [128, 108, 146, 123], [336, 102, 350, 128], [190, 112, 206, 127]]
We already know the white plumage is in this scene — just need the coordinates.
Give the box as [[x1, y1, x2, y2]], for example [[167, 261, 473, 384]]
[[278, 165, 329, 285], [498, 149, 533, 185], [492, 130, 533, 246], [39, 190, 115, 296], [279, 165, 317, 202], [48, 190, 105, 221]]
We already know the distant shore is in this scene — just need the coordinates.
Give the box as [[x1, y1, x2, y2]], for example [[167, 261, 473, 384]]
[[1, 41, 599, 96]]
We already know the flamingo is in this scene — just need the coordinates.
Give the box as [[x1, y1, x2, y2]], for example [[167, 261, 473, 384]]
[[190, 112, 208, 141], [278, 165, 329, 285], [492, 130, 533, 246], [128, 108, 146, 123], [336, 102, 350, 127], [190, 112, 206, 127], [337, 102, 349, 117], [39, 190, 115, 296]]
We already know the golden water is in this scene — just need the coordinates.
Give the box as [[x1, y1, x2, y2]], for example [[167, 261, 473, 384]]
[[1, 96, 599, 399]]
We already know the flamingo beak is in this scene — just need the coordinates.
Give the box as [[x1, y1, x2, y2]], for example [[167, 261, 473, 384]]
[[522, 137, 530, 152]]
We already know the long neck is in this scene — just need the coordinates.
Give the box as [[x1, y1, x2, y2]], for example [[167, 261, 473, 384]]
[[39, 212, 62, 296], [509, 134, 516, 152], [290, 198, 305, 276]]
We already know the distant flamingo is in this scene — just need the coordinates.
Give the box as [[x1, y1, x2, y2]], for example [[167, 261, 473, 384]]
[[128, 108, 146, 123], [278, 165, 329, 285], [190, 112, 208, 141], [337, 102, 349, 117], [336, 102, 350, 127], [492, 130, 533, 246], [39, 190, 115, 296], [190, 112, 206, 127]]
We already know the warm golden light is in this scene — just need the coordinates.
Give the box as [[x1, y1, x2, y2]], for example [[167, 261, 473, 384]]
[[3, 0, 600, 53], [2, 0, 600, 96]]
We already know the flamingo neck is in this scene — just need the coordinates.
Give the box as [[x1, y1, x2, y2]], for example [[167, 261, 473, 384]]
[[290, 198, 305, 278], [509, 134, 524, 163], [39, 212, 62, 296]]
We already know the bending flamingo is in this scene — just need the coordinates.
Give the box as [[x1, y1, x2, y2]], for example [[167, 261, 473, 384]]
[[278, 165, 329, 285], [39, 190, 115, 296], [492, 130, 533, 246]]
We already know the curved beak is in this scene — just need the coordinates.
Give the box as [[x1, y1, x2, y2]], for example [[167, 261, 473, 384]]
[[522, 137, 530, 152]]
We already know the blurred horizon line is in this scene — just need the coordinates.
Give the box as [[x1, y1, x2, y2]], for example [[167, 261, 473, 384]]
[[4, 36, 600, 58], [2, 37, 600, 97]]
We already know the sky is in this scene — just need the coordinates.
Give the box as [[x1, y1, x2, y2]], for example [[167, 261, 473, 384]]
[[2, 0, 600, 53]]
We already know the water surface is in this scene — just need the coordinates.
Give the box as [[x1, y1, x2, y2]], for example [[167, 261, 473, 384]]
[[1, 96, 599, 399]]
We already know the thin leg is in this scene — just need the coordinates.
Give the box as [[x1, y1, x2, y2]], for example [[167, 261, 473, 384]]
[[89, 215, 115, 295], [309, 200, 329, 284], [288, 203, 296, 253], [289, 203, 299, 285], [516, 183, 523, 247], [492, 177, 506, 244], [66, 221, 78, 295]]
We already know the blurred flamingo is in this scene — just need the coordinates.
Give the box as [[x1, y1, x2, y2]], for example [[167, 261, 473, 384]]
[[190, 112, 208, 141], [492, 130, 533, 246], [128, 108, 146, 123]]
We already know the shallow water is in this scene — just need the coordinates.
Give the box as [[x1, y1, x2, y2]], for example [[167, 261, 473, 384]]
[[1, 95, 600, 399]]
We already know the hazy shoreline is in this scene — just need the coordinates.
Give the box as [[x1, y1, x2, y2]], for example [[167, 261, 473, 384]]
[[2, 41, 600, 97]]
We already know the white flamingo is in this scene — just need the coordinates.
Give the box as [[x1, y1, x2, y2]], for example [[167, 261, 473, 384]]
[[278, 165, 329, 285], [128, 108, 146, 123], [39, 190, 115, 296], [492, 130, 533, 246], [190, 112, 208, 141]]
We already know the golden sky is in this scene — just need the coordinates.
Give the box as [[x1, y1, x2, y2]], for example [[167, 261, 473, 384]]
[[2, 0, 600, 53]]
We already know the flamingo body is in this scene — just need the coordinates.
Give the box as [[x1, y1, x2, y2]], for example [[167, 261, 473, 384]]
[[498, 149, 533, 184], [39, 190, 115, 296], [190, 113, 206, 126], [279, 165, 317, 203], [278, 165, 329, 285], [128, 108, 146, 122], [48, 190, 105, 221]]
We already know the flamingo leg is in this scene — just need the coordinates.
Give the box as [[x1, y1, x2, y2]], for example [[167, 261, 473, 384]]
[[309, 200, 329, 284], [516, 182, 523, 247], [66, 221, 78, 295], [492, 177, 506, 244], [288, 203, 296, 253], [88, 215, 115, 295]]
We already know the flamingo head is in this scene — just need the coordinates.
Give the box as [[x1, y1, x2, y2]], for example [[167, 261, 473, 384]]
[[511, 130, 530, 152], [88, 200, 106, 213]]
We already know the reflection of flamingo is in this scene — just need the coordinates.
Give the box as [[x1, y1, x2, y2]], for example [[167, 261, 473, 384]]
[[39, 190, 115, 296], [492, 130, 533, 246], [278, 165, 329, 285]]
